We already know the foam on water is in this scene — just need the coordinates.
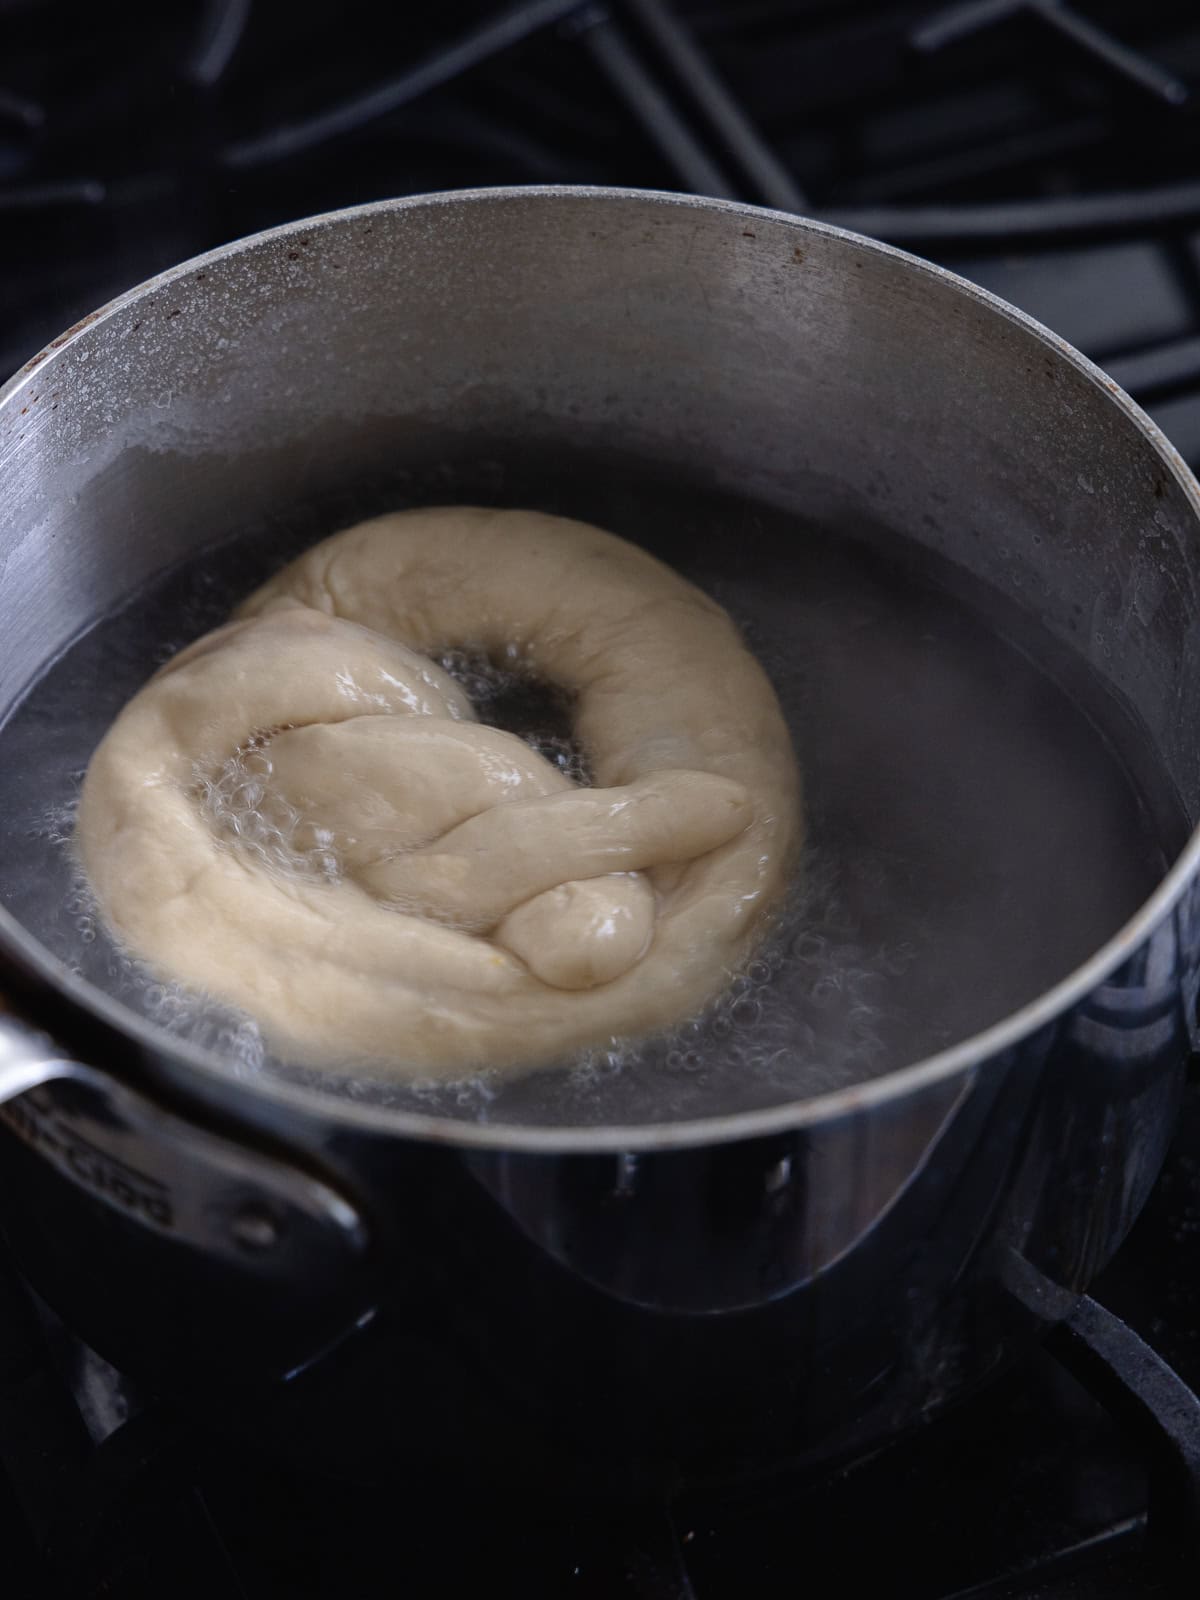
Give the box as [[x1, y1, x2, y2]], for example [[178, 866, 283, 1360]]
[[197, 650, 592, 891], [53, 646, 890, 1121], [0, 475, 1184, 1127], [200, 743, 339, 884]]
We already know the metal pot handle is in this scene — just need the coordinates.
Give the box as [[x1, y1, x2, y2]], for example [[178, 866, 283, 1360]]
[[0, 1007, 367, 1279]]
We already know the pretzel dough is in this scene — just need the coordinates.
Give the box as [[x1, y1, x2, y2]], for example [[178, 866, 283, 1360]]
[[76, 508, 800, 1078]]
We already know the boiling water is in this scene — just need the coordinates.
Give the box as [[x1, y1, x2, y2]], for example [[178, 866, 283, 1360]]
[[0, 478, 1184, 1126]]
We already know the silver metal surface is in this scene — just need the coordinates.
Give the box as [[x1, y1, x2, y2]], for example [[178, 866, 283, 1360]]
[[0, 1011, 366, 1270], [0, 188, 1198, 1480], [1, 186, 1198, 1151]]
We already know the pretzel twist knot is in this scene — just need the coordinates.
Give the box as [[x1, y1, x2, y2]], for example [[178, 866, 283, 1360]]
[[77, 509, 800, 1079]]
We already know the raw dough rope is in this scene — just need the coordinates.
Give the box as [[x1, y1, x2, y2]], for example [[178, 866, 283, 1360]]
[[77, 508, 800, 1078]]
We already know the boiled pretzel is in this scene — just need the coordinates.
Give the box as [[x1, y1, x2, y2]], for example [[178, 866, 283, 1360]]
[[77, 508, 800, 1078]]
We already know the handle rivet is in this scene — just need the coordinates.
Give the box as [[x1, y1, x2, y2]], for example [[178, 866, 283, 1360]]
[[231, 1203, 282, 1252]]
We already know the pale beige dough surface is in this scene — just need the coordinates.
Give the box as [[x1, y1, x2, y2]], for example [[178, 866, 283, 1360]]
[[76, 507, 800, 1079]]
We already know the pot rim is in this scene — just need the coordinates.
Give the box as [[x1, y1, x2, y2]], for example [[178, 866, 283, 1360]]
[[2, 182, 1198, 1153]]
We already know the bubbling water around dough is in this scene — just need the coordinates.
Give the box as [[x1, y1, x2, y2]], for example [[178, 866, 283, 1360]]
[[0, 467, 1178, 1127], [74, 508, 801, 1079]]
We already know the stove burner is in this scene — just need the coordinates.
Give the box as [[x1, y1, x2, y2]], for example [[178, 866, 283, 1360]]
[[3, 1226, 1199, 1600], [4, 5, 1200, 1594]]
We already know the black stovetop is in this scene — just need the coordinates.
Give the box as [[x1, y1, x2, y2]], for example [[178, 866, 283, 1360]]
[[2, 1148, 1199, 1599], [7, 0, 1200, 467], [4, 3, 1200, 1595]]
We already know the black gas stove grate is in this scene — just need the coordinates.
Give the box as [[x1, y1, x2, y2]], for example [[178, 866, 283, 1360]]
[[6, 3, 1200, 1595], [2, 1243, 1199, 1599], [5, 0, 1200, 446]]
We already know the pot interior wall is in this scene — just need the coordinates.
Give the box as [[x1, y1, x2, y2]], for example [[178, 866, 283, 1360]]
[[2, 191, 1197, 799], [0, 189, 1196, 1123]]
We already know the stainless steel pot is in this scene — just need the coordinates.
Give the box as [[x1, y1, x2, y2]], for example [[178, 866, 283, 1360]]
[[1, 186, 1198, 1492]]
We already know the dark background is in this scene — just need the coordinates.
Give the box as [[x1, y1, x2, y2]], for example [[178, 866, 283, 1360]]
[[5, 0, 1200, 467], [4, 3, 1200, 1596]]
